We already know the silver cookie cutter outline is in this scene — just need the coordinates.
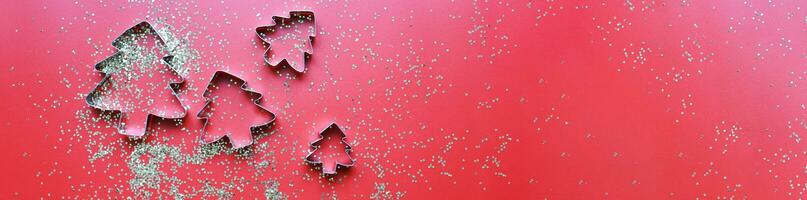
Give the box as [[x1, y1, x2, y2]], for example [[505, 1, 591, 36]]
[[85, 21, 188, 137], [196, 71, 277, 149], [305, 122, 356, 175], [255, 11, 316, 73]]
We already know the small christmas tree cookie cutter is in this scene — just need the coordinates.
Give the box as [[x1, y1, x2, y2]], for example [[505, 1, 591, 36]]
[[305, 122, 356, 175], [85, 21, 187, 137], [196, 71, 277, 149], [255, 11, 316, 73]]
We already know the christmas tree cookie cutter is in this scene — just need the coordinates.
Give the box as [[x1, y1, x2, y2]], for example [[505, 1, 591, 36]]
[[255, 11, 316, 73], [85, 21, 187, 137], [196, 71, 277, 149], [305, 122, 356, 174]]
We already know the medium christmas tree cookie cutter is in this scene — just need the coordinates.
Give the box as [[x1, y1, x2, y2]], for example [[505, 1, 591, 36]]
[[255, 11, 316, 73], [305, 122, 356, 174], [196, 71, 277, 149], [85, 21, 187, 137]]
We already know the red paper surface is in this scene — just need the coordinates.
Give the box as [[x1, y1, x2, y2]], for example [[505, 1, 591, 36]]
[[1, 0, 806, 199]]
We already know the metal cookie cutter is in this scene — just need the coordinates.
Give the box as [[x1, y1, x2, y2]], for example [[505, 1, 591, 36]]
[[196, 71, 277, 149], [255, 11, 316, 73], [86, 21, 187, 137], [305, 122, 356, 175]]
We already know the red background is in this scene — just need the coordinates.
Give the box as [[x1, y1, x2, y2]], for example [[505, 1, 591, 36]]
[[1, 0, 806, 199]]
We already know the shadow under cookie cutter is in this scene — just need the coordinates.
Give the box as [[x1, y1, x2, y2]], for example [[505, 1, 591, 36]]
[[85, 21, 187, 137], [196, 71, 277, 149], [305, 122, 356, 175], [255, 11, 316, 73]]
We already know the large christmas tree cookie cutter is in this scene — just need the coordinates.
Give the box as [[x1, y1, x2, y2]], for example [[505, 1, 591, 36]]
[[85, 21, 187, 137]]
